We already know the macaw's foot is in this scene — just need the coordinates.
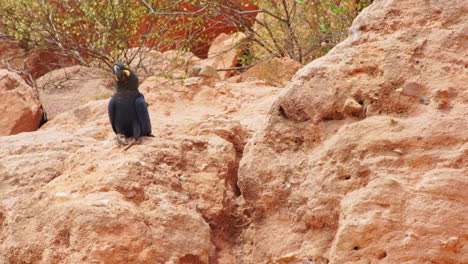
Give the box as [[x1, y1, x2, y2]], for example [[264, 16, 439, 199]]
[[115, 134, 128, 145], [123, 137, 142, 151]]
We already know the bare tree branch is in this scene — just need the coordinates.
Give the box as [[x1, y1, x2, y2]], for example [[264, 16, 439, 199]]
[[216, 65, 253, 72], [0, 34, 15, 39], [2, 51, 38, 94], [140, 0, 208, 16]]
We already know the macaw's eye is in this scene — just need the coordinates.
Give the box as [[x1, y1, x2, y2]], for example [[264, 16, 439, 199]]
[[123, 70, 131, 77]]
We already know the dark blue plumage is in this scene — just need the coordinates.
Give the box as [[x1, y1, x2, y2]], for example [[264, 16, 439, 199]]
[[108, 62, 151, 141], [135, 95, 151, 136]]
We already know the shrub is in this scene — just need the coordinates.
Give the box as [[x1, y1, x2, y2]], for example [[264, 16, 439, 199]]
[[215, 0, 374, 65], [0, 0, 372, 70], [0, 0, 202, 67]]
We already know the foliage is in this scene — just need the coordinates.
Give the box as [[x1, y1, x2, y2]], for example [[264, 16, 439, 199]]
[[0, 0, 202, 67], [0, 0, 373, 69], [215, 0, 374, 64], [162, 0, 373, 65]]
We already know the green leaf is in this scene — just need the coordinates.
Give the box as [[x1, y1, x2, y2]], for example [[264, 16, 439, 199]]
[[319, 22, 329, 31]]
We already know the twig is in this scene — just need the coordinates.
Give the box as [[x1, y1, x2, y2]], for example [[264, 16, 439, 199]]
[[0, 34, 15, 39], [216, 65, 253, 72], [160, 0, 184, 11], [220, 5, 288, 23], [3, 53, 49, 125], [2, 52, 37, 90], [140, 0, 208, 16]]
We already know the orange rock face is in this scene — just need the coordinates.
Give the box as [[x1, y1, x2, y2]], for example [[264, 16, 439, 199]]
[[0, 70, 43, 136], [201, 32, 247, 80], [0, 72, 281, 263], [0, 0, 466, 263], [36, 65, 114, 120], [237, 0, 467, 263], [0, 38, 26, 72], [0, 38, 77, 80]]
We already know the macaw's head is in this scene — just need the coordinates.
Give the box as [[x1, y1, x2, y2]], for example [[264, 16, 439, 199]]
[[112, 62, 139, 91]]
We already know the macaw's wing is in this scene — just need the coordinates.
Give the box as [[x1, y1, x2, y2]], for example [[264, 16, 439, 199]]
[[108, 96, 117, 133], [135, 95, 152, 136]]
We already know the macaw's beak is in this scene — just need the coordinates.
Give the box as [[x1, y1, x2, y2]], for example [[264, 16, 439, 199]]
[[113, 65, 130, 81]]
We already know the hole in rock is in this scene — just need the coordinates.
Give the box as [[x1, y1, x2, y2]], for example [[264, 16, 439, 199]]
[[279, 105, 288, 119], [39, 108, 48, 128], [353, 246, 360, 250], [321, 111, 344, 121], [377, 251, 387, 259], [234, 184, 242, 196], [0, 212, 4, 226]]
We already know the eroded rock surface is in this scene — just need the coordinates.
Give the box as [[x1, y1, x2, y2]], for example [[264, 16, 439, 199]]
[[0, 74, 281, 263], [237, 0, 467, 263], [1, 0, 467, 263]]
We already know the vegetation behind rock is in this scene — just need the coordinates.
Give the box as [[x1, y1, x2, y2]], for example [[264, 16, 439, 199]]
[[0, 0, 372, 69]]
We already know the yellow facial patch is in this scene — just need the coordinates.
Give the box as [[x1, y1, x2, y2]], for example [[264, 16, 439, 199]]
[[114, 75, 119, 81], [123, 70, 131, 77]]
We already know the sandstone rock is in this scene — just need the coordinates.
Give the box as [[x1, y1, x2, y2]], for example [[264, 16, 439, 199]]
[[242, 56, 302, 87], [0, 131, 213, 263], [226, 75, 243, 83], [36, 66, 114, 120], [0, 38, 26, 72], [342, 97, 363, 117], [2, 0, 466, 262], [0, 38, 77, 80], [182, 76, 217, 90], [183, 76, 204, 87], [128, 49, 201, 81], [201, 32, 247, 80], [189, 64, 221, 80], [0, 69, 43, 135], [0, 71, 281, 263], [237, 0, 468, 263]]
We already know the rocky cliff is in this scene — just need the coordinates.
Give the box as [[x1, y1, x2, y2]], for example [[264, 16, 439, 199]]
[[0, 74, 280, 263], [238, 0, 467, 263], [0, 0, 466, 263]]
